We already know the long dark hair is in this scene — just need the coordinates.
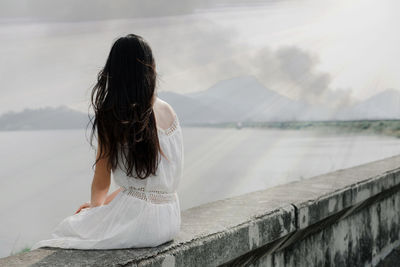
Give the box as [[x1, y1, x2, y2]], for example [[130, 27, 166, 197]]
[[88, 34, 166, 179]]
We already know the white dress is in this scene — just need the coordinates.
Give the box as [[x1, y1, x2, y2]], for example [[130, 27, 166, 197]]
[[31, 114, 183, 250]]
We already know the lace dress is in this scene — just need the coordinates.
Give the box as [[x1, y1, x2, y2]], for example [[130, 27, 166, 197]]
[[31, 114, 183, 250]]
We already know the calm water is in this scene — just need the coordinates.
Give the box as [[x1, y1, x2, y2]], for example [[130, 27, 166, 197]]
[[1, 127, 400, 257]]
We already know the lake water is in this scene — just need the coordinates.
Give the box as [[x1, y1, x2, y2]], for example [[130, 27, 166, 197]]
[[1, 127, 400, 257]]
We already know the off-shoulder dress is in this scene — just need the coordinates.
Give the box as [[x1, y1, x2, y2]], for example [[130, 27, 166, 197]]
[[31, 113, 183, 249]]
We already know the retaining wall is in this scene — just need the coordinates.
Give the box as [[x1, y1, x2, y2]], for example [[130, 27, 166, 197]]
[[2, 155, 400, 266]]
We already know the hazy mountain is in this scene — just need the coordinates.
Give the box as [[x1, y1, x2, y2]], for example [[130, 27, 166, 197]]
[[162, 75, 308, 123], [1, 77, 399, 131], [162, 76, 400, 123], [157, 91, 222, 124], [0, 106, 90, 131], [163, 75, 339, 123], [345, 89, 400, 120]]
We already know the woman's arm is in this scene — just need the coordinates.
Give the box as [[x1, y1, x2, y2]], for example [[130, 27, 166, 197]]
[[90, 140, 112, 207], [75, 188, 121, 215], [104, 187, 122, 205]]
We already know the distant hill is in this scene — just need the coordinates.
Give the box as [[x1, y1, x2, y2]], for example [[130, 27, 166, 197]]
[[346, 89, 400, 120], [160, 76, 400, 123], [160, 75, 308, 123], [156, 91, 222, 124], [0, 106, 90, 131], [187, 75, 307, 121], [1, 77, 399, 131]]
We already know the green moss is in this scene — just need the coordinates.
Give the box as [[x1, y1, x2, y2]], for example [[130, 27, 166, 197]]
[[9, 246, 31, 256]]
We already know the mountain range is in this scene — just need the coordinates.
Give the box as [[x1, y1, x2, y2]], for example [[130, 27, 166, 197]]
[[0, 75, 399, 130], [159, 76, 400, 124], [0, 106, 90, 131]]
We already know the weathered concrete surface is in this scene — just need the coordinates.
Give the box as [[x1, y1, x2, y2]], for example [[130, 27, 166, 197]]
[[0, 184, 297, 266], [235, 184, 400, 266], [376, 246, 400, 267], [1, 155, 400, 266]]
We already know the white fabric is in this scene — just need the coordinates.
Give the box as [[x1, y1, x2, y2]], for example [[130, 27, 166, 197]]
[[31, 114, 183, 250]]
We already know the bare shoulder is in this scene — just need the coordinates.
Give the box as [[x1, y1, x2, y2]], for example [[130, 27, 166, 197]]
[[153, 96, 177, 129], [155, 97, 176, 115]]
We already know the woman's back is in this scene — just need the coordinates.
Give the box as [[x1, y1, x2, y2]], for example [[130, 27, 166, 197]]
[[113, 97, 184, 198]]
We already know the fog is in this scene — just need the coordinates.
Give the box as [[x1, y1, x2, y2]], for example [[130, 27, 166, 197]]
[[1, 0, 399, 115]]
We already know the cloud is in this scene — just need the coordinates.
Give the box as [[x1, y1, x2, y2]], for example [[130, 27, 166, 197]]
[[146, 19, 248, 92], [0, 0, 282, 22], [151, 23, 354, 108], [0, 7, 353, 114], [253, 45, 354, 108]]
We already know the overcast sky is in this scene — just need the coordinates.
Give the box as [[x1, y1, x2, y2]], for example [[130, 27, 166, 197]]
[[0, 0, 399, 115]]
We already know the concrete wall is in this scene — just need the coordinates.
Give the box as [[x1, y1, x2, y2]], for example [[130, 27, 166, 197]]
[[2, 155, 400, 266]]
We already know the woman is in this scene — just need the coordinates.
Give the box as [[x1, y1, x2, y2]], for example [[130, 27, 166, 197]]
[[31, 34, 184, 250]]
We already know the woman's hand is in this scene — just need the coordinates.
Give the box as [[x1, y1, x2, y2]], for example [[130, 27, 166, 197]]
[[75, 202, 91, 214]]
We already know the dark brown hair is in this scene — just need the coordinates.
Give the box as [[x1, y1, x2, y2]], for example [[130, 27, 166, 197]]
[[88, 33, 166, 179]]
